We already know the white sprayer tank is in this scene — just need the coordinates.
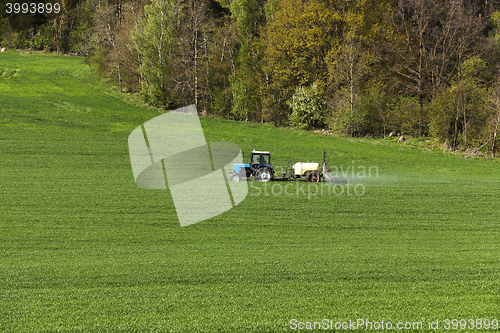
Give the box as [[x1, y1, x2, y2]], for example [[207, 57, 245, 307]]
[[292, 162, 319, 176]]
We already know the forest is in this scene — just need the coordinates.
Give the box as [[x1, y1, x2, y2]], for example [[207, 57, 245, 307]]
[[3, 0, 500, 154]]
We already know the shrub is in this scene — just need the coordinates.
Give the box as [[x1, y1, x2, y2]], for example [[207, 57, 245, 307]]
[[31, 24, 53, 51], [288, 82, 324, 129], [11, 31, 30, 49], [428, 80, 487, 149]]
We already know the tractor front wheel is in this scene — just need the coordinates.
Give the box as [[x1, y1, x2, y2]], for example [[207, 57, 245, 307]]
[[229, 173, 243, 181], [255, 168, 273, 182], [307, 172, 320, 182]]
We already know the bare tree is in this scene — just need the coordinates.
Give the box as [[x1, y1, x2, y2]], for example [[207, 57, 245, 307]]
[[169, 0, 209, 108], [328, 31, 370, 136], [169, 0, 228, 111], [487, 84, 500, 157], [429, 0, 486, 86], [393, 0, 486, 136]]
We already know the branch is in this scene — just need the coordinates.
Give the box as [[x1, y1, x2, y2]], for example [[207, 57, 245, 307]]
[[466, 142, 488, 158]]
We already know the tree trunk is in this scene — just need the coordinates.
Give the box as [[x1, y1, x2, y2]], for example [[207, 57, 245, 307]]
[[117, 62, 122, 92], [116, 0, 122, 24], [453, 107, 460, 149], [418, 32, 424, 137], [194, 27, 198, 107], [159, 7, 165, 95], [492, 113, 500, 157], [348, 40, 355, 137]]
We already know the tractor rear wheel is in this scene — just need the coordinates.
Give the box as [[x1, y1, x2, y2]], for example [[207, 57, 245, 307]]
[[307, 171, 320, 182], [229, 173, 243, 181], [255, 168, 273, 182]]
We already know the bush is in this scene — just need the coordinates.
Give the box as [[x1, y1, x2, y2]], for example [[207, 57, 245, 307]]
[[0, 18, 12, 47], [11, 31, 30, 49], [428, 80, 487, 149], [392, 96, 422, 137], [31, 24, 53, 50], [288, 82, 324, 129], [326, 88, 367, 137], [361, 87, 394, 137]]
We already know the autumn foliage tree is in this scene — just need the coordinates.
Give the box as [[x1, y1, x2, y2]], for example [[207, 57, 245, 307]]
[[265, 0, 336, 109], [265, 0, 395, 127]]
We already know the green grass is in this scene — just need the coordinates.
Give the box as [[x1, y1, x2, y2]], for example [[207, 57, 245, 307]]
[[1, 51, 499, 332]]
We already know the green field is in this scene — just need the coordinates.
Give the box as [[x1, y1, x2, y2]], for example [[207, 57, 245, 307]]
[[1, 51, 500, 332]]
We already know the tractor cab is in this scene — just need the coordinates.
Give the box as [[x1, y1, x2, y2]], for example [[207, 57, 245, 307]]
[[250, 150, 271, 169]]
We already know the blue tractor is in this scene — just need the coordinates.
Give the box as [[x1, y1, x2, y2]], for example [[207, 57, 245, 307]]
[[229, 150, 274, 182]]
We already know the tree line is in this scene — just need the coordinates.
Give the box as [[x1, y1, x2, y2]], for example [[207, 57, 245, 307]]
[[3, 0, 500, 154]]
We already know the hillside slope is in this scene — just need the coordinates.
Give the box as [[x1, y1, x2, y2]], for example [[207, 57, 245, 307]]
[[1, 52, 499, 332]]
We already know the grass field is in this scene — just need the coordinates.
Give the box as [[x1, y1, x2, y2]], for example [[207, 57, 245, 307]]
[[1, 51, 500, 332]]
